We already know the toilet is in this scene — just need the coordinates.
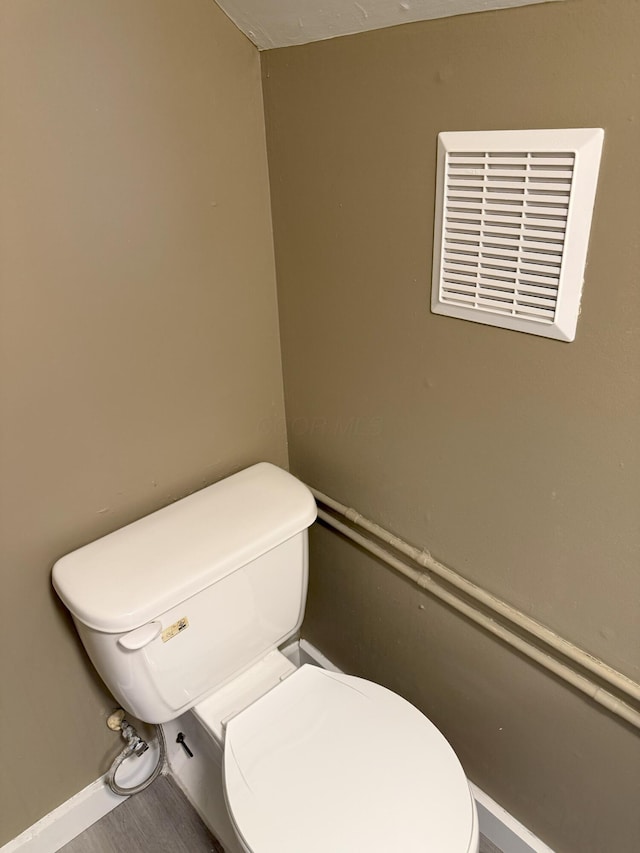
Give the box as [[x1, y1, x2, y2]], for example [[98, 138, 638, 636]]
[[53, 462, 479, 853]]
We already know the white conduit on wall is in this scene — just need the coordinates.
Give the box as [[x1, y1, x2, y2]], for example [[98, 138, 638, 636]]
[[310, 488, 640, 731]]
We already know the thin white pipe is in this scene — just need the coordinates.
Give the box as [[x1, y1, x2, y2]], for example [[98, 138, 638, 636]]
[[312, 488, 640, 703], [311, 493, 640, 730]]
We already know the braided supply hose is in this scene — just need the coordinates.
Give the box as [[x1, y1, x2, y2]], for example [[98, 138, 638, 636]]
[[107, 720, 166, 796]]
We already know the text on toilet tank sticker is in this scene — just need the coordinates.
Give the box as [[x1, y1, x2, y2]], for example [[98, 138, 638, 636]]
[[162, 617, 189, 642]]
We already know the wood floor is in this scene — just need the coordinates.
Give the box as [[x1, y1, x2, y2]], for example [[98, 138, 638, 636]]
[[479, 838, 504, 853], [58, 776, 223, 853], [59, 773, 501, 852]]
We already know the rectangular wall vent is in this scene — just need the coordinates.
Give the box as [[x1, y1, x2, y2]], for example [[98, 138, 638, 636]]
[[431, 129, 604, 341]]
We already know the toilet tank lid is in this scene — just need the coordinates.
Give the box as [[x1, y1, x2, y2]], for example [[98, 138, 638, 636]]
[[52, 463, 317, 634]]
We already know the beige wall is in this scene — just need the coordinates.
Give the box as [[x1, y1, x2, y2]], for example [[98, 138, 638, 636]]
[[1, 0, 638, 848], [0, 0, 286, 843], [263, 0, 640, 850]]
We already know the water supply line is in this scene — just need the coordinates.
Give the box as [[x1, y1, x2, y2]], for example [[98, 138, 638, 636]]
[[310, 487, 640, 731], [106, 711, 166, 796]]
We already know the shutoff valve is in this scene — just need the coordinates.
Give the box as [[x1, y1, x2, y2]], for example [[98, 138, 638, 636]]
[[106, 709, 149, 757]]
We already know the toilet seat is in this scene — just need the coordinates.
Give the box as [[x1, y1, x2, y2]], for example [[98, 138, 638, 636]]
[[223, 665, 477, 853]]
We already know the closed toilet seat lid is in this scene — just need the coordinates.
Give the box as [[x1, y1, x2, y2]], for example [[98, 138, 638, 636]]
[[223, 665, 476, 853]]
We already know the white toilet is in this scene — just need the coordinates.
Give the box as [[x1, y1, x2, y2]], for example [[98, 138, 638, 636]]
[[53, 462, 479, 853]]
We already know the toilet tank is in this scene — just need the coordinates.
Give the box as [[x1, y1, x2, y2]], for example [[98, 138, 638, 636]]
[[52, 463, 317, 723]]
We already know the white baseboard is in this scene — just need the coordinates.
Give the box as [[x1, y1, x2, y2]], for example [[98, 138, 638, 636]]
[[0, 732, 164, 853], [299, 639, 555, 853], [3, 639, 554, 853], [470, 785, 555, 853], [0, 777, 124, 853]]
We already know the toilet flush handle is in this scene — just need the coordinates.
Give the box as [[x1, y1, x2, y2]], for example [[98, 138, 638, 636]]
[[118, 621, 162, 651]]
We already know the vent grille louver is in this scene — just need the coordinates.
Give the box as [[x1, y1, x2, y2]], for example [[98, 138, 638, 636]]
[[443, 151, 573, 323], [432, 130, 604, 342]]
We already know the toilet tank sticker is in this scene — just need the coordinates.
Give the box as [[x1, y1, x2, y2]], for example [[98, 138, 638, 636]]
[[162, 617, 189, 642]]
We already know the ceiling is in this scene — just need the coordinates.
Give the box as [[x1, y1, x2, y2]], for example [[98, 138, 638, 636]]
[[214, 0, 559, 50]]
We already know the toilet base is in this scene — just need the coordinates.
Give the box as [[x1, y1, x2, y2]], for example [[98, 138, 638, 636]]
[[163, 712, 242, 853]]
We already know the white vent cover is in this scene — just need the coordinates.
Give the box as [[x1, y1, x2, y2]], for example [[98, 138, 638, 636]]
[[431, 129, 604, 341]]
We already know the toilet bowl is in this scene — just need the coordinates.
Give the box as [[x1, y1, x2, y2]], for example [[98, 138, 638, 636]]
[[189, 649, 479, 853], [53, 463, 479, 853], [224, 664, 478, 853]]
